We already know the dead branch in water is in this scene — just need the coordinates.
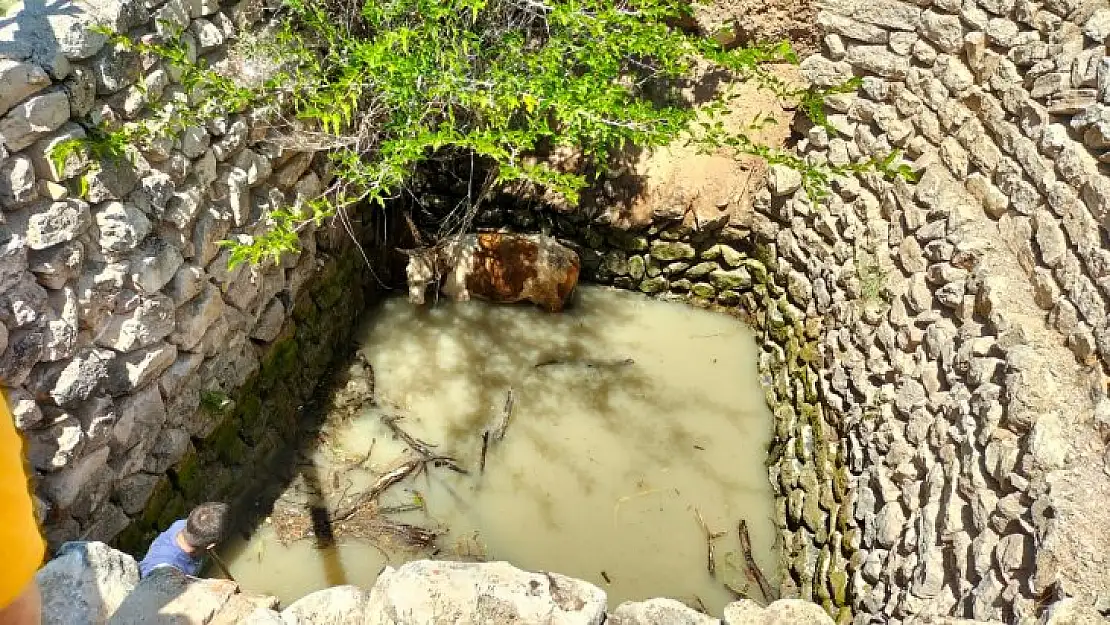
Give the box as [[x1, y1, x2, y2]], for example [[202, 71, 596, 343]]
[[380, 414, 469, 474], [534, 358, 635, 369], [480, 431, 490, 474], [738, 520, 778, 602], [381, 414, 438, 457], [489, 387, 514, 443], [330, 460, 423, 522], [695, 508, 726, 576]]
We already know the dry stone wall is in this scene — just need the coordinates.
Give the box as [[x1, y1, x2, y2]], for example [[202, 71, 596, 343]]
[[485, 0, 1110, 614], [0, 0, 378, 554]]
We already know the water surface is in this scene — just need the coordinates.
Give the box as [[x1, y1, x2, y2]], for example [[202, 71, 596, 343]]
[[221, 286, 778, 615]]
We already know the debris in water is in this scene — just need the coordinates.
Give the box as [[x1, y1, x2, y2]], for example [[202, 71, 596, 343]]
[[737, 520, 778, 602], [694, 508, 725, 576]]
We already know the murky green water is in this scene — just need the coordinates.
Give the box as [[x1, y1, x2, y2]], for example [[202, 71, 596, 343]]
[[220, 286, 778, 615]]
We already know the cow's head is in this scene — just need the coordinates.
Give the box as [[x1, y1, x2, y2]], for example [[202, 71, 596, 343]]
[[402, 247, 440, 305]]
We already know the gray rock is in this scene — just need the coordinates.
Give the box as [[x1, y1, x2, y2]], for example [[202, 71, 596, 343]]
[[37, 541, 139, 625], [0, 60, 52, 118], [95, 202, 151, 254], [817, 12, 888, 43], [912, 549, 945, 598], [180, 125, 210, 159], [995, 533, 1030, 573], [112, 472, 160, 515], [111, 383, 167, 453], [768, 164, 802, 196], [24, 413, 85, 471], [85, 157, 139, 204], [46, 347, 116, 406], [920, 11, 964, 53], [798, 56, 854, 88], [846, 45, 910, 78], [7, 387, 43, 429], [94, 293, 175, 353], [143, 427, 192, 473], [0, 154, 37, 208], [283, 586, 368, 625], [1084, 9, 1110, 42], [105, 342, 177, 395], [130, 239, 184, 294], [365, 560, 606, 625], [722, 599, 836, 624], [92, 42, 141, 95], [28, 123, 90, 182], [608, 599, 715, 624], [27, 199, 91, 250], [29, 241, 85, 289], [108, 568, 238, 625], [41, 445, 109, 509], [876, 502, 906, 548], [170, 284, 225, 351], [0, 90, 70, 151]]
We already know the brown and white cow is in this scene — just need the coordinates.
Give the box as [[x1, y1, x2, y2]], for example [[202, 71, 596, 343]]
[[404, 233, 580, 312]]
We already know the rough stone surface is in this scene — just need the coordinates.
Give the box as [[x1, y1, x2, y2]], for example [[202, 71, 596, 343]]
[[36, 541, 139, 625], [365, 561, 607, 625]]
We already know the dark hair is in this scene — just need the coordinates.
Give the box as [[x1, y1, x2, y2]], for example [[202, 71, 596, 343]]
[[181, 502, 230, 549]]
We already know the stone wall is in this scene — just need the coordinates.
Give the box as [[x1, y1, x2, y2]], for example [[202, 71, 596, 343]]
[[0, 0, 379, 553], [481, 0, 1110, 609]]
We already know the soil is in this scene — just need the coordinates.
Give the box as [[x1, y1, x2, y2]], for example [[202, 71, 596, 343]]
[[582, 63, 803, 232], [693, 0, 822, 57]]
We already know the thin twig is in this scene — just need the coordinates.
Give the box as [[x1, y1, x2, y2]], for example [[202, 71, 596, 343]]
[[738, 520, 778, 602], [694, 508, 725, 576]]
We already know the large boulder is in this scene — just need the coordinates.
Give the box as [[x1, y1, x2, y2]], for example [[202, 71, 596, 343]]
[[608, 598, 717, 624], [365, 560, 607, 625], [281, 586, 368, 625], [106, 567, 237, 625], [722, 599, 835, 625], [36, 541, 139, 625]]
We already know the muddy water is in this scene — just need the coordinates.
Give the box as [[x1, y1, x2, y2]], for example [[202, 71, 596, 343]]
[[221, 286, 778, 615]]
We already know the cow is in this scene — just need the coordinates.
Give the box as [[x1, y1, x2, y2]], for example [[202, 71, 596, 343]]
[[404, 233, 580, 312]]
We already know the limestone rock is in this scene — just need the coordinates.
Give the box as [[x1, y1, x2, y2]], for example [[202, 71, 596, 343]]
[[41, 445, 110, 509], [105, 341, 177, 395], [0, 91, 70, 151], [24, 413, 85, 471], [37, 541, 139, 625], [27, 199, 92, 250], [95, 202, 151, 254], [46, 346, 116, 406], [92, 42, 141, 95], [94, 293, 175, 353], [722, 599, 836, 624], [0, 154, 37, 208], [171, 284, 225, 351], [107, 568, 238, 625], [0, 60, 52, 117], [283, 586, 368, 625], [130, 239, 185, 294], [768, 164, 802, 196], [365, 560, 606, 625], [608, 599, 716, 624]]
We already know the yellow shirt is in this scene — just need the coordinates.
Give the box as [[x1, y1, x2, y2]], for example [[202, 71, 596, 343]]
[[0, 390, 46, 609]]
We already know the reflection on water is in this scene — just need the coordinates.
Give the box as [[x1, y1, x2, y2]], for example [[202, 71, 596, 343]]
[[220, 286, 778, 615]]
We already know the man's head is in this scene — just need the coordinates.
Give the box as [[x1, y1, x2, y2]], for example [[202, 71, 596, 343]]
[[181, 502, 231, 551]]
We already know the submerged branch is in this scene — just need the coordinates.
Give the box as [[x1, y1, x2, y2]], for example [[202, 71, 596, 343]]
[[738, 519, 778, 602]]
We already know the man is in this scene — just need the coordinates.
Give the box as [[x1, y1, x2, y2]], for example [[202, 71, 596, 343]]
[[0, 390, 45, 625], [138, 502, 231, 578]]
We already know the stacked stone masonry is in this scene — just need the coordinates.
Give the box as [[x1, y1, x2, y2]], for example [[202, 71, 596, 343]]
[[0, 0, 376, 554], [495, 0, 1110, 615]]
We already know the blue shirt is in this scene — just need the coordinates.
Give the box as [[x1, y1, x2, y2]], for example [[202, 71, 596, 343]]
[[138, 520, 204, 578]]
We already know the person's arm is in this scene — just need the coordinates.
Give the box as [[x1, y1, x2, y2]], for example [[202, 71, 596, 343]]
[[0, 390, 45, 625], [0, 582, 40, 625]]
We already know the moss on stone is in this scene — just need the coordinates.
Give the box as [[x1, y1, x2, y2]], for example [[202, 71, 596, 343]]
[[140, 477, 175, 527], [156, 493, 186, 530], [171, 450, 203, 501], [829, 569, 849, 606]]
